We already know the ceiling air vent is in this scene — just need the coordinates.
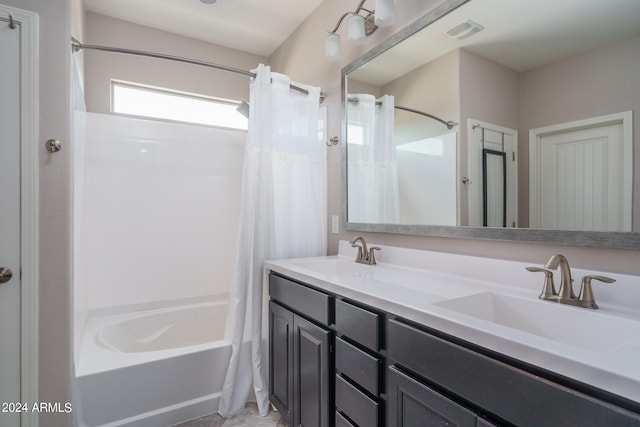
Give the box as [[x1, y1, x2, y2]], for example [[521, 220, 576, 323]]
[[444, 19, 484, 40]]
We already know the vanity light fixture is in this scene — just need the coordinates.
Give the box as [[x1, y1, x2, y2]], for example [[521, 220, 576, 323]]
[[325, 0, 395, 60]]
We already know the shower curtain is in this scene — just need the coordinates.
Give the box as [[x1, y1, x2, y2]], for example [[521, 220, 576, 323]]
[[347, 94, 399, 223], [218, 64, 327, 417]]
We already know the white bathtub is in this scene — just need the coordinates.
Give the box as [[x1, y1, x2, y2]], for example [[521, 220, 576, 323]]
[[75, 297, 236, 427]]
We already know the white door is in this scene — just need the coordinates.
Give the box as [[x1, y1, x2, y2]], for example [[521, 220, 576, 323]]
[[1, 7, 38, 426], [530, 112, 632, 231], [467, 119, 518, 227], [1, 12, 22, 427]]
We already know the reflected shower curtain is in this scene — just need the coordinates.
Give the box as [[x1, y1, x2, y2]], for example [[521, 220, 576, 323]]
[[219, 64, 326, 417], [347, 94, 399, 223]]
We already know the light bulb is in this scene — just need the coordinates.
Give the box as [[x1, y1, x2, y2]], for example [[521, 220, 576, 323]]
[[325, 33, 341, 59], [374, 0, 395, 27], [348, 14, 366, 42]]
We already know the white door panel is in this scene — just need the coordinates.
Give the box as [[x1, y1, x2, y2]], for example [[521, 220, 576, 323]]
[[1, 7, 38, 426], [531, 114, 631, 231], [0, 14, 22, 427]]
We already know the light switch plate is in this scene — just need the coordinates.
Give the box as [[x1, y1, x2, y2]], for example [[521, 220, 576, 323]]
[[331, 215, 339, 234]]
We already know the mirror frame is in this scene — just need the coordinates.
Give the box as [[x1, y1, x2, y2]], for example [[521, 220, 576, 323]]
[[341, 0, 639, 249]]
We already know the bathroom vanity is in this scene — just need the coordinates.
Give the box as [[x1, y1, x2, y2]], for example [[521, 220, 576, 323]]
[[266, 242, 640, 427]]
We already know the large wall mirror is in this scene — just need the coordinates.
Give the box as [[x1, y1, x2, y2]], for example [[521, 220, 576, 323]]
[[342, 0, 640, 248]]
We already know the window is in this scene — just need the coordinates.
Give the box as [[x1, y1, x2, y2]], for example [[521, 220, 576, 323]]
[[111, 80, 248, 130]]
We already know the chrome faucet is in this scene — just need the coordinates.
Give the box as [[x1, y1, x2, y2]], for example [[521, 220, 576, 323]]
[[350, 236, 380, 265], [527, 254, 615, 309]]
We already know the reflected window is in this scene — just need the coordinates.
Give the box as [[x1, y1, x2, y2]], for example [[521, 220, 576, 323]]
[[397, 137, 444, 156], [347, 123, 365, 145]]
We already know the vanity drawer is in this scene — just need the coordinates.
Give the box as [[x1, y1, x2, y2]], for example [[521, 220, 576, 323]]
[[335, 374, 380, 427], [335, 299, 381, 351], [388, 319, 640, 427], [335, 411, 355, 427], [269, 273, 331, 326], [336, 337, 380, 396]]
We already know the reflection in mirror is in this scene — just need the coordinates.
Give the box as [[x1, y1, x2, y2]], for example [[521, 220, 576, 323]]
[[344, 0, 640, 241], [347, 94, 399, 224], [483, 148, 506, 227], [346, 93, 458, 225]]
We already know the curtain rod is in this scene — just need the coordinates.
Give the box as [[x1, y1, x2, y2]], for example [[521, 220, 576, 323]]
[[394, 105, 456, 130], [348, 97, 456, 129], [71, 38, 310, 96]]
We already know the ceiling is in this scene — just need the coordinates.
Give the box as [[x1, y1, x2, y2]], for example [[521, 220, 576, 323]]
[[83, 0, 324, 57], [351, 0, 640, 86], [83, 0, 640, 78]]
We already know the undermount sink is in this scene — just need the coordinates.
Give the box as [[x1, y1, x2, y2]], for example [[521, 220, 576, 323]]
[[435, 292, 639, 352], [290, 258, 488, 299]]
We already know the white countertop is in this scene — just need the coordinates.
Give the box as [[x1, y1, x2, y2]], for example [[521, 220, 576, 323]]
[[265, 241, 640, 405]]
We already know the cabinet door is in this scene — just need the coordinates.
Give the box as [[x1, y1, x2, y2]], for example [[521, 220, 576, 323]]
[[388, 366, 478, 427], [269, 301, 294, 422], [388, 319, 640, 426], [294, 315, 331, 427]]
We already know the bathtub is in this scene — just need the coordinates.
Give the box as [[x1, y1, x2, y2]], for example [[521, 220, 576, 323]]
[[75, 296, 237, 427]]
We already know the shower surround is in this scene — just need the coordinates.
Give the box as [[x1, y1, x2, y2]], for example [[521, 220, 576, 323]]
[[73, 113, 246, 426]]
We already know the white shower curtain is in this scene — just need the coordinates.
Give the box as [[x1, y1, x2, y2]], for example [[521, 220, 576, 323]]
[[347, 94, 399, 223], [218, 64, 327, 417]]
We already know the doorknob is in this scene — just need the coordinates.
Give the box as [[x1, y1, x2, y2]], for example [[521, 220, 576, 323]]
[[0, 267, 13, 284]]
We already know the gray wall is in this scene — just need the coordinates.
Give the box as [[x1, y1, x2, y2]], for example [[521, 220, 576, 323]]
[[84, 12, 267, 113]]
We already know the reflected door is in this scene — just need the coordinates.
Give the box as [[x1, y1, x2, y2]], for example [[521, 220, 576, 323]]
[[483, 149, 506, 227], [468, 120, 518, 228], [530, 114, 632, 231]]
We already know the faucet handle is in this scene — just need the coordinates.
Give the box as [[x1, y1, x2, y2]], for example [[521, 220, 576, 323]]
[[578, 275, 615, 309], [368, 246, 381, 265], [526, 267, 557, 300], [350, 244, 364, 261]]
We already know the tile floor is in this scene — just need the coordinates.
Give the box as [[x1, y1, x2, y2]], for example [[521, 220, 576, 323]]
[[172, 403, 286, 427]]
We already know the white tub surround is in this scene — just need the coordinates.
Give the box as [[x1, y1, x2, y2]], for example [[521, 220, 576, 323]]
[[265, 241, 640, 405], [80, 113, 244, 311]]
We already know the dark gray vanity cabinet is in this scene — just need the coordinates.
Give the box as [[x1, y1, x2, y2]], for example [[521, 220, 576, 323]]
[[334, 299, 384, 426], [269, 270, 640, 427], [268, 273, 332, 427], [387, 319, 640, 427]]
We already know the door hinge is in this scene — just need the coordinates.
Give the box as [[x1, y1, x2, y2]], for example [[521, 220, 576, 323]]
[[512, 152, 516, 161]]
